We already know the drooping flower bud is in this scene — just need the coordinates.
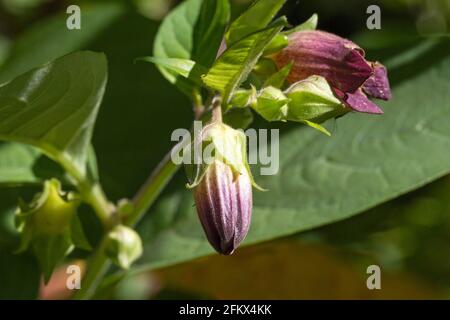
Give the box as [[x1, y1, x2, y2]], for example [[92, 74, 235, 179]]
[[273, 30, 392, 114], [188, 120, 259, 255], [194, 159, 252, 255]]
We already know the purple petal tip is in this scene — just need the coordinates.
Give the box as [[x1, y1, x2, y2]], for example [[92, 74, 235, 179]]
[[339, 89, 384, 114], [363, 63, 392, 100]]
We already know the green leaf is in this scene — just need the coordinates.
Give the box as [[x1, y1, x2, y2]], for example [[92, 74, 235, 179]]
[[284, 13, 318, 35], [153, 0, 230, 95], [0, 34, 9, 67], [226, 0, 286, 46], [0, 51, 107, 179], [120, 40, 450, 273], [0, 2, 123, 84], [203, 17, 288, 103], [137, 57, 208, 87], [192, 0, 231, 67], [0, 143, 64, 185], [0, 2, 121, 188]]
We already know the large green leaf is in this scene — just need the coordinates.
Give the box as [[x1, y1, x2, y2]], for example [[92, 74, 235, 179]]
[[202, 17, 287, 103], [153, 0, 230, 95], [0, 51, 107, 179], [126, 39, 450, 271], [0, 2, 122, 84], [0, 2, 123, 187], [0, 143, 58, 185], [226, 0, 286, 46]]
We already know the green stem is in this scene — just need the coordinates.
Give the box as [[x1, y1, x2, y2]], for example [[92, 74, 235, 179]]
[[72, 238, 111, 300], [56, 153, 116, 228], [72, 147, 180, 300], [78, 181, 117, 228], [55, 154, 118, 300], [128, 151, 180, 227]]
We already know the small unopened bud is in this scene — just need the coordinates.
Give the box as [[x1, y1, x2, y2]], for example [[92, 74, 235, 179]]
[[105, 225, 143, 269]]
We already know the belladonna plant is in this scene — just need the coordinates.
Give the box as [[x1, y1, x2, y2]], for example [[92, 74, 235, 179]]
[[2, 0, 394, 299], [147, 16, 393, 255], [175, 18, 392, 255]]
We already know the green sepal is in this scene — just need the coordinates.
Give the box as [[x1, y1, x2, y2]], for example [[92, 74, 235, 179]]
[[284, 13, 318, 36], [263, 33, 289, 56], [264, 61, 293, 89], [186, 122, 264, 191], [250, 58, 279, 88], [252, 86, 290, 121], [223, 107, 254, 130], [285, 75, 349, 124], [14, 178, 91, 282], [32, 233, 74, 284], [229, 87, 257, 108]]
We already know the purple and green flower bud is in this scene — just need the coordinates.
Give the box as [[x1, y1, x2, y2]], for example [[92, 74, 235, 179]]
[[189, 121, 259, 255], [194, 159, 252, 255], [273, 30, 392, 114]]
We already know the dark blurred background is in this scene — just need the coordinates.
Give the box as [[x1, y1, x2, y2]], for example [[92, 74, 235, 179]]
[[1, 0, 450, 299]]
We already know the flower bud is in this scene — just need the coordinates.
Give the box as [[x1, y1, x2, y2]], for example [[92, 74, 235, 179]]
[[189, 121, 258, 255], [15, 179, 90, 282], [105, 225, 143, 269], [194, 159, 252, 255], [15, 179, 80, 236], [273, 30, 392, 114]]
